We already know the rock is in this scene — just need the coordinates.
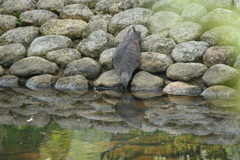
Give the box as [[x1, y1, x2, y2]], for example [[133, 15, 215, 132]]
[[0, 75, 19, 87], [180, 3, 207, 22], [46, 48, 81, 68], [77, 30, 114, 58], [64, 57, 101, 79], [99, 48, 115, 70], [234, 55, 240, 69], [37, 0, 66, 13], [0, 66, 3, 76], [60, 4, 94, 22], [147, 11, 180, 37], [114, 24, 149, 46], [137, 0, 157, 8], [95, 0, 137, 15], [55, 75, 88, 91], [203, 46, 238, 67], [202, 85, 239, 100], [235, 0, 240, 10], [27, 35, 73, 57], [67, 0, 99, 9], [169, 22, 202, 44], [166, 63, 208, 81], [141, 35, 176, 55], [0, 43, 26, 68], [93, 69, 122, 90], [108, 8, 153, 35], [202, 64, 240, 87], [171, 41, 209, 62], [26, 74, 57, 90], [0, 0, 36, 14], [130, 71, 164, 91], [199, 8, 238, 31], [82, 14, 112, 39], [20, 9, 58, 27], [10, 57, 58, 77], [194, 0, 232, 10], [40, 19, 87, 39], [0, 15, 17, 35], [0, 26, 39, 46], [139, 52, 173, 73], [163, 81, 202, 96]]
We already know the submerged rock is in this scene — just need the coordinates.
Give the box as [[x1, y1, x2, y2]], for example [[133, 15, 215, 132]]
[[26, 74, 57, 90], [0, 75, 19, 87], [0, 15, 17, 35], [55, 75, 88, 91]]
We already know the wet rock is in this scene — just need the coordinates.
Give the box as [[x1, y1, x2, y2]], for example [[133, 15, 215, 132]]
[[0, 0, 36, 14], [235, 0, 240, 10], [203, 46, 238, 67], [202, 64, 240, 87], [0, 75, 19, 87], [234, 55, 240, 69], [180, 3, 207, 22], [37, 0, 66, 13], [26, 74, 57, 90], [166, 63, 208, 81], [10, 57, 58, 77], [64, 57, 101, 79], [0, 26, 39, 46], [131, 71, 164, 91], [194, 0, 232, 10], [0, 15, 17, 35], [60, 4, 94, 22], [55, 75, 88, 91], [77, 30, 114, 58], [53, 116, 91, 129], [27, 35, 73, 57], [169, 22, 202, 44], [40, 19, 87, 39], [93, 70, 122, 89], [0, 66, 3, 76], [139, 52, 173, 73], [141, 35, 176, 55], [99, 48, 115, 70], [148, 11, 180, 37], [163, 81, 202, 96], [108, 8, 153, 35], [202, 85, 239, 100], [0, 43, 26, 68], [46, 48, 81, 69], [114, 24, 149, 46], [171, 41, 209, 63], [20, 9, 58, 27], [67, 0, 99, 9], [82, 14, 112, 39]]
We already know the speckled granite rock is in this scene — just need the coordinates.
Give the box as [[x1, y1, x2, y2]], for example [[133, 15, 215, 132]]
[[55, 75, 88, 91], [99, 48, 115, 70], [0, 75, 19, 87], [26, 74, 57, 90], [0, 15, 17, 35], [0, 0, 36, 14], [37, 0, 66, 13]]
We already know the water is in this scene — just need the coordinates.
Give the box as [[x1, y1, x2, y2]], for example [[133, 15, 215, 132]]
[[0, 87, 240, 160]]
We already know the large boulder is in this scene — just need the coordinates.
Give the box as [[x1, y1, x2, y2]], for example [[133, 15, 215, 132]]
[[37, 0, 66, 13], [0, 75, 19, 87], [180, 3, 207, 22], [0, 15, 17, 35], [26, 74, 57, 90], [9, 57, 58, 77], [55, 75, 88, 91], [27, 35, 73, 57], [0, 0, 36, 14], [99, 48, 115, 70]]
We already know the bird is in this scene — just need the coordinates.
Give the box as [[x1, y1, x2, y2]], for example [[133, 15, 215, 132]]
[[113, 26, 142, 90]]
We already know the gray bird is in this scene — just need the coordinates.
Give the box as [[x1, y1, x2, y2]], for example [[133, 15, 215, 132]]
[[113, 26, 142, 90]]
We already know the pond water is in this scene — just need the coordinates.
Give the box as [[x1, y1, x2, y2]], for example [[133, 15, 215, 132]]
[[0, 87, 240, 160]]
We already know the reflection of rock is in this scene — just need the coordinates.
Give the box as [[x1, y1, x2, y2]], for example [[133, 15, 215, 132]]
[[93, 121, 131, 133]]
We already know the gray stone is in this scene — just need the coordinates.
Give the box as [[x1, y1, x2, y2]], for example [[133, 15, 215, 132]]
[[53, 116, 91, 129], [0, 66, 3, 76], [147, 11, 180, 37], [166, 63, 208, 81], [234, 55, 240, 69], [137, 0, 157, 8], [40, 19, 87, 39], [20, 9, 58, 27], [180, 3, 207, 22], [171, 41, 209, 63], [194, 0, 232, 10], [26, 74, 57, 90], [114, 25, 149, 46], [27, 35, 73, 57], [37, 0, 66, 13], [0, 43, 26, 68], [163, 81, 202, 96], [99, 48, 115, 70], [82, 14, 112, 39], [130, 71, 164, 91], [235, 0, 240, 10], [169, 22, 203, 44], [0, 15, 17, 35], [77, 30, 114, 58], [139, 52, 173, 73], [141, 35, 176, 55], [60, 4, 94, 22], [46, 48, 81, 69], [10, 57, 58, 77], [55, 75, 88, 91], [0, 75, 19, 87], [203, 46, 238, 67], [64, 57, 101, 79], [0, 0, 36, 14], [202, 64, 240, 87], [202, 85, 239, 100], [108, 8, 153, 35], [67, 0, 99, 9], [0, 26, 39, 46]]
